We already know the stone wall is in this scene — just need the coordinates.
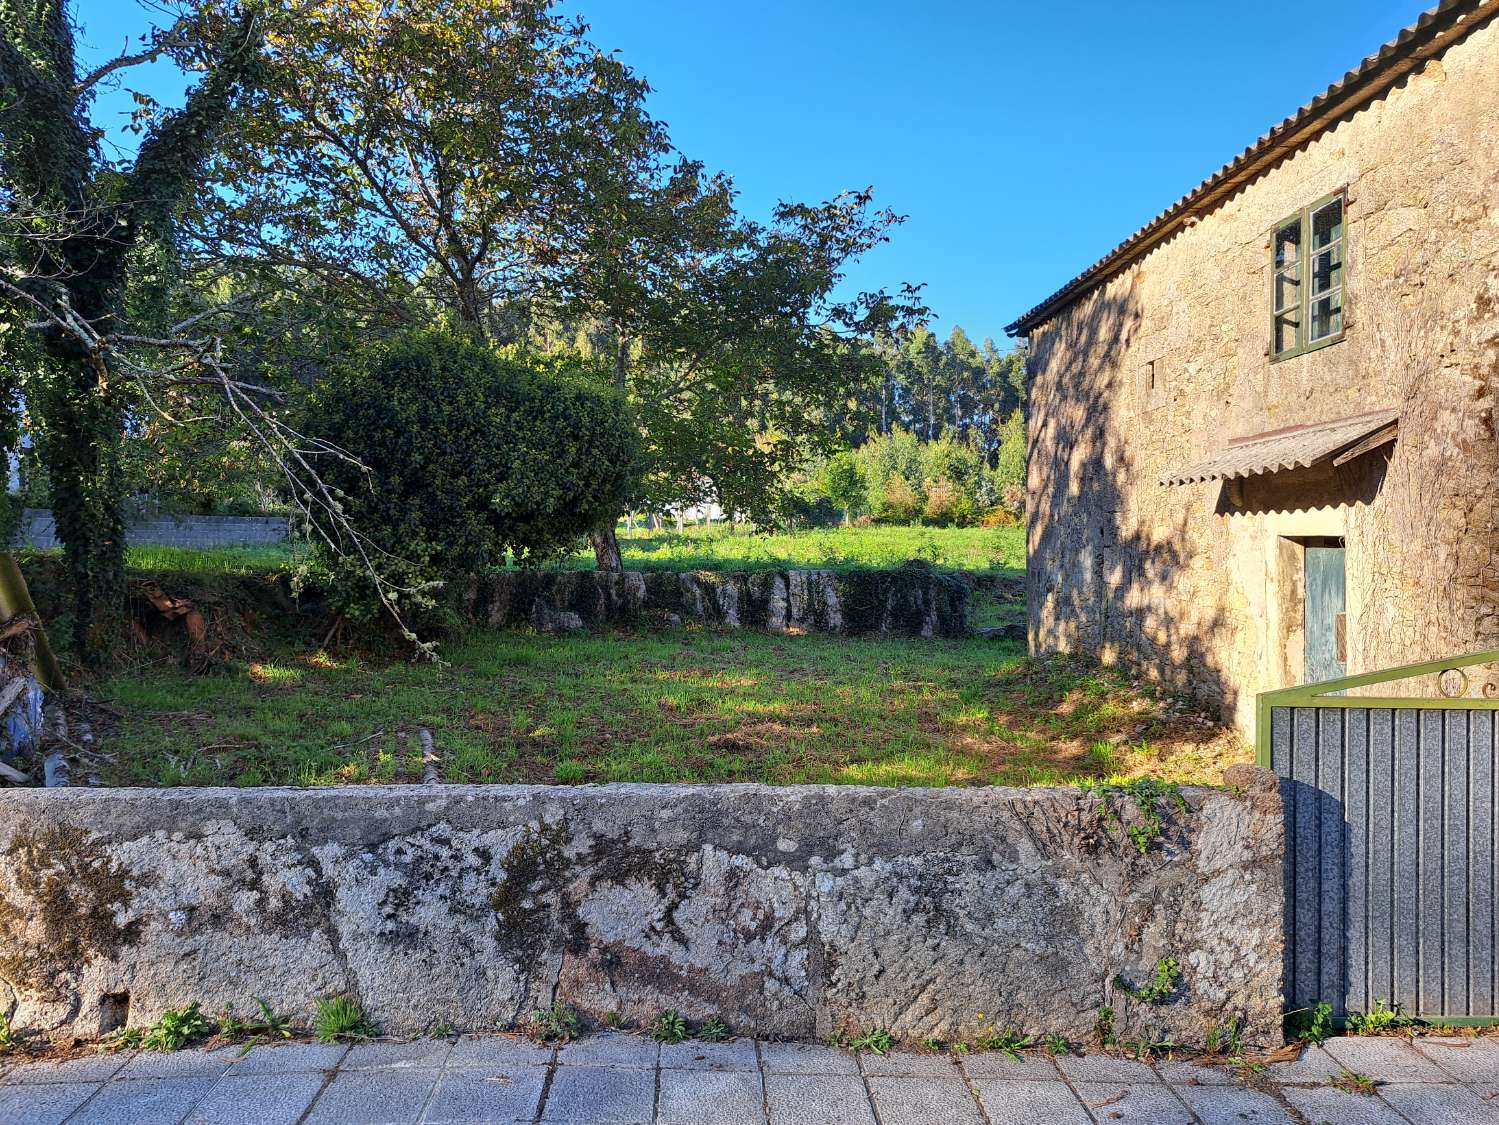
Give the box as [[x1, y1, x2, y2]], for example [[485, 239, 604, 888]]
[[0, 769, 1285, 1048], [466, 564, 970, 638], [1024, 13, 1499, 736], [17, 509, 288, 551]]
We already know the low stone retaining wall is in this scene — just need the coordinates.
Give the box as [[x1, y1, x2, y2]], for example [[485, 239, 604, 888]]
[[0, 769, 1284, 1047], [467, 564, 970, 638], [18, 509, 288, 550]]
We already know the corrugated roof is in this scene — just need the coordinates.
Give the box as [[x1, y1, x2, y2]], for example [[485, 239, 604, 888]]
[[1160, 409, 1399, 486], [1006, 0, 1499, 337]]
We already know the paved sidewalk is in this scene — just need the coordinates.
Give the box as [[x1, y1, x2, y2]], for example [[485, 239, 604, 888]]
[[6, 1031, 1499, 1124]]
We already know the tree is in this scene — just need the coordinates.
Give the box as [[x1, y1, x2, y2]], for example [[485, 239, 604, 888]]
[[0, 2, 264, 660], [994, 409, 1027, 499], [305, 331, 639, 622], [821, 452, 867, 525]]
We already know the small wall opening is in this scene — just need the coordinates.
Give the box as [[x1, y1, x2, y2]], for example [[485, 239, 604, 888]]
[[98, 991, 130, 1035]]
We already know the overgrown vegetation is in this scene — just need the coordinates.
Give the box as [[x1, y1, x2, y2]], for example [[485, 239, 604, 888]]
[[840, 1027, 895, 1055], [1347, 999, 1411, 1035], [107, 1002, 215, 1052], [1115, 958, 1181, 1005], [650, 1009, 689, 1044], [528, 1000, 580, 1045], [313, 996, 375, 1043], [92, 631, 1246, 789], [1330, 1069, 1377, 1095], [1083, 777, 1189, 855], [1287, 1001, 1335, 1044]]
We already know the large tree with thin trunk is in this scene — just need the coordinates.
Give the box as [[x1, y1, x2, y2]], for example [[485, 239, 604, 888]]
[[0, 1, 264, 661]]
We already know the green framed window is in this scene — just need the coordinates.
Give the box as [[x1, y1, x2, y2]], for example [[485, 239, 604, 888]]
[[1271, 192, 1346, 361]]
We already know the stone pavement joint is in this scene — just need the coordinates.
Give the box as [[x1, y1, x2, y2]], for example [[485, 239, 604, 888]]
[[5, 1032, 1499, 1124]]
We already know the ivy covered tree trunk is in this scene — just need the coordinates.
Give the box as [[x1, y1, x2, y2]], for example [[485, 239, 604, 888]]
[[0, 5, 263, 664], [34, 369, 128, 659]]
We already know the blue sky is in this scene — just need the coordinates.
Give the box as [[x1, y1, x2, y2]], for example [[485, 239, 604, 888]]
[[76, 0, 1424, 346]]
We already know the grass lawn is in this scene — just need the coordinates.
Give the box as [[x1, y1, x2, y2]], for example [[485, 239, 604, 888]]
[[110, 523, 1026, 580], [93, 629, 1247, 790]]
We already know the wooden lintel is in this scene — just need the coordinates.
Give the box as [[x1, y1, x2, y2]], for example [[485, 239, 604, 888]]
[[1332, 422, 1399, 467]]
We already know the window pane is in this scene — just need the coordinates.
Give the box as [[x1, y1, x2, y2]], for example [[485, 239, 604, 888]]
[[1310, 243, 1341, 296], [1311, 199, 1343, 250], [1274, 220, 1301, 269], [1275, 312, 1300, 355], [1310, 290, 1342, 341], [1274, 268, 1300, 313]]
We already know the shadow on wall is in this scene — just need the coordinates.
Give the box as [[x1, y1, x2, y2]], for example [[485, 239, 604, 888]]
[[1027, 276, 1238, 722]]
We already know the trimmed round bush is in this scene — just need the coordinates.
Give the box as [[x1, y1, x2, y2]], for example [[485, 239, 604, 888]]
[[306, 330, 639, 619]]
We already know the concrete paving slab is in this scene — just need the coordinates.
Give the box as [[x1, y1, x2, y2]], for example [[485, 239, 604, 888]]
[[420, 1067, 547, 1124], [554, 1032, 658, 1070], [657, 1067, 766, 1125], [114, 1046, 240, 1080], [229, 1041, 348, 1075], [972, 1078, 1091, 1125], [1263, 1043, 1348, 1083], [959, 1049, 1062, 1080], [302, 1067, 440, 1125], [0, 1080, 98, 1125], [444, 1035, 552, 1071], [342, 1040, 453, 1070], [1071, 1082, 1195, 1123], [1322, 1037, 1453, 1083], [858, 1049, 960, 1077], [758, 1041, 860, 1075], [867, 1074, 984, 1125], [539, 1065, 655, 1124], [1173, 1083, 1296, 1123], [1376, 1081, 1499, 1124], [184, 1071, 327, 1125], [67, 1076, 218, 1125], [1413, 1037, 1499, 1082], [1156, 1057, 1239, 1085], [1278, 1084, 1411, 1125], [2, 1052, 129, 1085], [658, 1039, 759, 1072], [765, 1073, 875, 1125], [1056, 1053, 1162, 1083]]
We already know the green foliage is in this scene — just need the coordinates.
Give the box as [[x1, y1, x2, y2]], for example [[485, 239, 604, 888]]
[[1082, 777, 1188, 854], [842, 1027, 895, 1055], [975, 1028, 1033, 1059], [698, 1016, 731, 1042], [1347, 999, 1410, 1035], [106, 1002, 215, 1052], [1204, 1016, 1243, 1056], [1330, 1069, 1377, 1095], [821, 452, 868, 521], [651, 1009, 689, 1044], [0, 1012, 21, 1054], [1043, 1033, 1072, 1056], [314, 996, 376, 1043], [528, 1000, 580, 1045], [1115, 958, 1181, 1005], [993, 411, 1028, 498], [1287, 1001, 1335, 1044], [305, 331, 640, 624], [219, 998, 295, 1050], [1095, 1007, 1116, 1047]]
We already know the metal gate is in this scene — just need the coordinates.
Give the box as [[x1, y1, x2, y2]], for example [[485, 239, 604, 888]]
[[1257, 649, 1499, 1023]]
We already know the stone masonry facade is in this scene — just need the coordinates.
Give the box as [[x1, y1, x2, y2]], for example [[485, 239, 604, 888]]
[[1020, 8, 1499, 736]]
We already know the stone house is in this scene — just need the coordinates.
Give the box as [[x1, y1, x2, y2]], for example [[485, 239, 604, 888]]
[[1007, 0, 1499, 738]]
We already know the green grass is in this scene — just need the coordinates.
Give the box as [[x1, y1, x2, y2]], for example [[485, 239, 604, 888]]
[[94, 632, 1245, 790], [34, 525, 1024, 582]]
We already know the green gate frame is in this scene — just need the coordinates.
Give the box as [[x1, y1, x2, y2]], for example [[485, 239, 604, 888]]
[[1255, 647, 1499, 767]]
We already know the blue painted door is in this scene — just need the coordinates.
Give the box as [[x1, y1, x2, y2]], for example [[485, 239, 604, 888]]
[[1305, 543, 1346, 683]]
